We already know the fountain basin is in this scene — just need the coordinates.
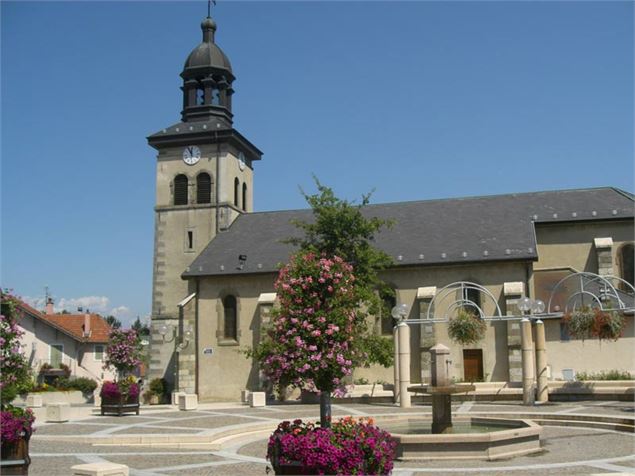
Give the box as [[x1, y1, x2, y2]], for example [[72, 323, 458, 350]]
[[379, 416, 542, 461]]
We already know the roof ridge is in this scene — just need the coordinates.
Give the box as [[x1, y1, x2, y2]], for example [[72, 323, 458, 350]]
[[247, 187, 627, 215]]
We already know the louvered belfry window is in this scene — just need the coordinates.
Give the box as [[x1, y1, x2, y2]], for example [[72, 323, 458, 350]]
[[174, 174, 188, 205], [197, 173, 212, 204]]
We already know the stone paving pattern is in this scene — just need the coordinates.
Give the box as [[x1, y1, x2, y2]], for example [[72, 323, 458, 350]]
[[27, 400, 635, 475]]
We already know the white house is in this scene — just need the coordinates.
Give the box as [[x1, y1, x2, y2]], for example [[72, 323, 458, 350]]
[[17, 299, 116, 384]]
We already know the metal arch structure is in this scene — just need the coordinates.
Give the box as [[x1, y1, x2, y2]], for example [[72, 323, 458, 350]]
[[546, 272, 635, 315], [402, 281, 505, 324]]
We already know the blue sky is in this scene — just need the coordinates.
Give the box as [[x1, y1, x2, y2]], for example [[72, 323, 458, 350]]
[[2, 1, 633, 325]]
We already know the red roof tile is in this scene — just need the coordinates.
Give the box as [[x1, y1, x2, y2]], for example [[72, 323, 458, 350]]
[[43, 314, 111, 343], [16, 301, 112, 343]]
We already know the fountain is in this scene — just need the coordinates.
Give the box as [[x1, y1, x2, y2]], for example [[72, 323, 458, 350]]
[[381, 344, 542, 460]]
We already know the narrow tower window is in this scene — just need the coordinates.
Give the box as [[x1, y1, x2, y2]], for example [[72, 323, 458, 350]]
[[234, 178, 240, 207], [196, 88, 205, 105], [197, 173, 212, 204], [187, 231, 193, 250], [223, 295, 237, 340], [174, 174, 188, 205], [242, 183, 247, 211], [619, 244, 634, 287]]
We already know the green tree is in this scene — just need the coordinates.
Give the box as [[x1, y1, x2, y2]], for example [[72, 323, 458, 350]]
[[131, 316, 150, 336], [286, 178, 395, 367], [105, 315, 122, 329]]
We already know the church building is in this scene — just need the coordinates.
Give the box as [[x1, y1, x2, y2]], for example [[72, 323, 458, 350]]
[[147, 14, 635, 401]]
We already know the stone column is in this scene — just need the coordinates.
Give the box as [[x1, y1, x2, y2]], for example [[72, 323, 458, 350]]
[[504, 282, 524, 383], [393, 324, 400, 404], [417, 286, 437, 384], [535, 319, 548, 403], [430, 344, 452, 433], [398, 321, 411, 408], [520, 318, 535, 406], [594, 237, 614, 276], [257, 293, 276, 393]]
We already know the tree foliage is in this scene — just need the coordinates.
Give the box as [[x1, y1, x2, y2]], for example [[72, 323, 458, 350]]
[[253, 252, 362, 395], [105, 315, 122, 329], [286, 179, 395, 366]]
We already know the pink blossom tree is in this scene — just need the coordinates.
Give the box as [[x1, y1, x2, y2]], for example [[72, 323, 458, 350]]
[[104, 328, 142, 378], [255, 251, 365, 427]]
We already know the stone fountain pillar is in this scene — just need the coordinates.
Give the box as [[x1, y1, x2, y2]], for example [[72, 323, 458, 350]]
[[430, 344, 453, 433]]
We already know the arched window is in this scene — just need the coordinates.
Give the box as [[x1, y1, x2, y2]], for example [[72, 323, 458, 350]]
[[196, 87, 205, 105], [619, 244, 634, 287], [196, 173, 212, 204], [242, 183, 247, 211], [234, 178, 240, 207], [462, 283, 481, 316], [223, 295, 237, 341], [174, 174, 188, 205], [380, 289, 397, 335]]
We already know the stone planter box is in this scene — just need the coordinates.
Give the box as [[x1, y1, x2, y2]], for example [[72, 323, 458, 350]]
[[100, 395, 140, 416], [0, 431, 31, 475], [17, 390, 89, 406]]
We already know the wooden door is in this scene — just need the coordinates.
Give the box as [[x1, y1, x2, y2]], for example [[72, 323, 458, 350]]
[[463, 349, 483, 382]]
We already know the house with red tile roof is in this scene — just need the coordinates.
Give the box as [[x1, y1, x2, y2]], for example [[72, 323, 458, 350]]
[[16, 298, 116, 384]]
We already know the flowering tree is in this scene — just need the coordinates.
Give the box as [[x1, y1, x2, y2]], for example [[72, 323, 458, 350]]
[[104, 328, 143, 378], [254, 251, 366, 426], [1, 290, 35, 441]]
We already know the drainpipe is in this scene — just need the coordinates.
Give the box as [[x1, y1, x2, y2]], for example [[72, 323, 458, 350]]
[[195, 278, 200, 396]]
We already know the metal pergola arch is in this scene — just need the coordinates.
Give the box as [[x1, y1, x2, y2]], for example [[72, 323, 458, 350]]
[[397, 273, 635, 326]]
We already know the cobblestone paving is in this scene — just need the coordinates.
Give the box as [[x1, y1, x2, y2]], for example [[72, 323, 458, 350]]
[[26, 400, 635, 475]]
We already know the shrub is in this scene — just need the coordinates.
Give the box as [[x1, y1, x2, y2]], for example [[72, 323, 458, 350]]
[[563, 306, 595, 340], [69, 377, 98, 394], [575, 370, 634, 381], [59, 363, 72, 378], [592, 310, 625, 341], [447, 309, 487, 345], [149, 378, 167, 397], [267, 417, 396, 475]]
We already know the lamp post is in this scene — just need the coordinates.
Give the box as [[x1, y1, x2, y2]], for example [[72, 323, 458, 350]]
[[517, 297, 547, 405], [392, 303, 411, 408], [158, 324, 192, 395]]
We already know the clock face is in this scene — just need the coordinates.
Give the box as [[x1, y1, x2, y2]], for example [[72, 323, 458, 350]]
[[238, 152, 246, 171], [183, 146, 201, 165]]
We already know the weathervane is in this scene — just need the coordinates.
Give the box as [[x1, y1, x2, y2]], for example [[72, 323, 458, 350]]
[[208, 0, 216, 18]]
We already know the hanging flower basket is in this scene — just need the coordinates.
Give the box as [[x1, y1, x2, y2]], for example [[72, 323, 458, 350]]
[[447, 309, 487, 346], [563, 306, 596, 340], [563, 306, 625, 341], [592, 309, 625, 341]]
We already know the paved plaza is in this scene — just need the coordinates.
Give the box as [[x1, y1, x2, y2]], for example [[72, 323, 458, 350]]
[[29, 400, 635, 475]]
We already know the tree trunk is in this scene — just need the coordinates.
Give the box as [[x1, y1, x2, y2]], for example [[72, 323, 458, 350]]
[[320, 390, 331, 428]]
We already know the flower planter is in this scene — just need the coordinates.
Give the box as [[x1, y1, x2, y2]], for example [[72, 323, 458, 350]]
[[100, 395, 140, 416], [270, 437, 321, 475], [0, 431, 31, 475]]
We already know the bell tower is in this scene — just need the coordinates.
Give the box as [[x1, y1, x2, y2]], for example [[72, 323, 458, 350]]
[[147, 13, 263, 388]]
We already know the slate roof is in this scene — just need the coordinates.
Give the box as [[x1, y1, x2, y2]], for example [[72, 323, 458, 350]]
[[183, 187, 634, 278]]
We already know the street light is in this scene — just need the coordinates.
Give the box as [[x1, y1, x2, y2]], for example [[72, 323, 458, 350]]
[[517, 297, 545, 317], [158, 324, 192, 350], [391, 303, 409, 321], [158, 324, 193, 398], [517, 297, 547, 405]]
